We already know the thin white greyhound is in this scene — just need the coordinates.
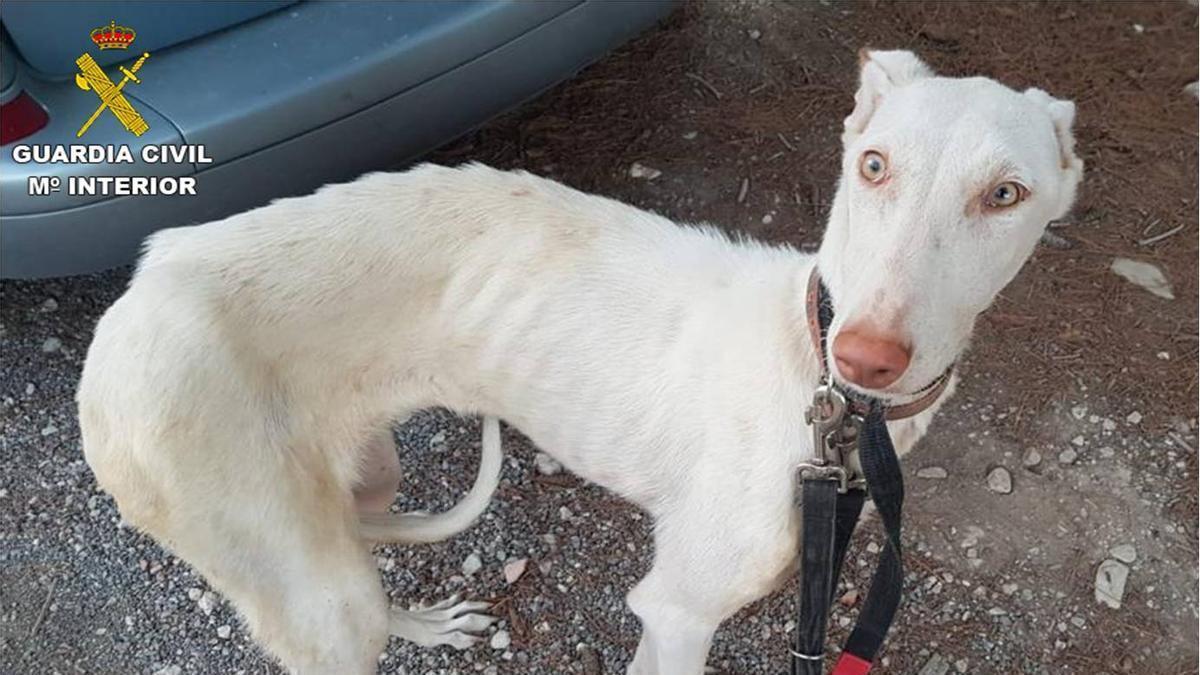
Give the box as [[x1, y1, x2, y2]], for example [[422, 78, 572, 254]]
[[78, 50, 1081, 674]]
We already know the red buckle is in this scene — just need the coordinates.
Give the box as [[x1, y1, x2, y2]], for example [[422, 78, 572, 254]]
[[831, 653, 872, 675]]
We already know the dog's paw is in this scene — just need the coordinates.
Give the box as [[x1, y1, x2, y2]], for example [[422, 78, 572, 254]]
[[390, 594, 498, 650]]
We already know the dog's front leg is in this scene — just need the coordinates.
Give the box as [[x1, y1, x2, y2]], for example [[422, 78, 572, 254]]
[[625, 491, 797, 675]]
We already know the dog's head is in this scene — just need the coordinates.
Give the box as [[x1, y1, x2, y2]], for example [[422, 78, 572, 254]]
[[816, 49, 1082, 401]]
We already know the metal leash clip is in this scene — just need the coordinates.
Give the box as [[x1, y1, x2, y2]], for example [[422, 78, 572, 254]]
[[799, 381, 867, 493]]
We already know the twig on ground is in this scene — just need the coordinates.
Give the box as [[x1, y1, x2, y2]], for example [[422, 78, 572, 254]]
[[777, 133, 796, 151], [737, 177, 750, 204], [684, 72, 723, 100], [1137, 224, 1184, 247], [1168, 432, 1195, 454], [29, 576, 57, 638]]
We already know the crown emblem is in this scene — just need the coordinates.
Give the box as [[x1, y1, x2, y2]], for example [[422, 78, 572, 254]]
[[90, 20, 136, 50]]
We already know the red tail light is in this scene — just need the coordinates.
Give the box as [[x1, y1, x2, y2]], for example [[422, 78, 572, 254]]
[[1, 92, 49, 146]]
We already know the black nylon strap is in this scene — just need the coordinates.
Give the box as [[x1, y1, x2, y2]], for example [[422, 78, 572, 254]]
[[829, 489, 866, 606], [841, 407, 905, 663], [793, 478, 839, 675]]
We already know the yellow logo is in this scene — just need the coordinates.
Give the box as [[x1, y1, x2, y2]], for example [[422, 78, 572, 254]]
[[74, 21, 150, 138]]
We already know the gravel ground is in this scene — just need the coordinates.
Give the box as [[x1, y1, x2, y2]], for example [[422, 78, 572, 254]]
[[2, 2, 1198, 674]]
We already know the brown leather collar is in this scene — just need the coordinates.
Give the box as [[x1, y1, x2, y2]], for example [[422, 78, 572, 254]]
[[805, 266, 952, 421]]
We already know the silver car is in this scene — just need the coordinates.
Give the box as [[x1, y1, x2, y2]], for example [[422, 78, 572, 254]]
[[0, 0, 677, 278]]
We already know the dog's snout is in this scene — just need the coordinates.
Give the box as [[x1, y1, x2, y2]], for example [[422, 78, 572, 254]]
[[832, 327, 911, 390]]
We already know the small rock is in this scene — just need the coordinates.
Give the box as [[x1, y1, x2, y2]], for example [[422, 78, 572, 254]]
[[1001, 583, 1019, 596], [1041, 231, 1074, 250], [747, 28, 762, 40], [461, 553, 483, 577], [24, 383, 35, 395], [197, 591, 216, 615], [1058, 449, 1078, 465], [558, 506, 573, 521], [761, 214, 774, 225], [1022, 448, 1042, 468], [1126, 411, 1143, 425], [490, 629, 511, 650], [917, 466, 948, 479], [578, 645, 602, 675], [428, 430, 446, 447], [187, 588, 202, 602], [1099, 446, 1115, 459], [1071, 405, 1087, 420], [503, 558, 528, 585], [40, 424, 58, 437], [1185, 81, 1198, 99], [1095, 559, 1130, 609], [41, 337, 62, 353], [866, 541, 881, 554], [986, 467, 1013, 494], [682, 131, 698, 140], [1070, 615, 1086, 628], [960, 525, 985, 549], [40, 298, 59, 312], [1110, 258, 1174, 300], [1102, 418, 1117, 432], [838, 589, 859, 607], [534, 452, 563, 476], [917, 653, 950, 675], [216, 624, 232, 639], [1109, 544, 1137, 564], [152, 667, 182, 675], [629, 162, 662, 180], [1071, 435, 1085, 447], [1156, 351, 1170, 360], [955, 659, 969, 673]]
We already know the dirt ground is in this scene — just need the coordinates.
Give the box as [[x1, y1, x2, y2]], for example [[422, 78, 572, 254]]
[[1, 1, 1197, 674]]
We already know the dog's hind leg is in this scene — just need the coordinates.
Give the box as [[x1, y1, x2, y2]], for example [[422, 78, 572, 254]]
[[353, 426, 404, 513], [134, 445, 391, 674]]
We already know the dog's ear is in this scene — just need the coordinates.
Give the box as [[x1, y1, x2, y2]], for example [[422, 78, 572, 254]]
[[1022, 88, 1084, 175], [844, 49, 934, 138], [1023, 88, 1084, 215]]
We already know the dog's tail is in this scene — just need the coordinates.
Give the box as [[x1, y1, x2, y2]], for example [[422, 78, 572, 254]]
[[358, 416, 503, 544]]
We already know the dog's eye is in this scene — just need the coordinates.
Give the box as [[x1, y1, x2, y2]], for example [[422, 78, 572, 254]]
[[859, 151, 887, 183], [986, 182, 1024, 208]]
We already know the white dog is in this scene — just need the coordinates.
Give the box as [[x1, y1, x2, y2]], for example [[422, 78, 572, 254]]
[[78, 50, 1081, 674]]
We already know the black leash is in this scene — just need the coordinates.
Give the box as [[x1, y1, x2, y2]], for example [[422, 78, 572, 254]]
[[791, 277, 908, 675]]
